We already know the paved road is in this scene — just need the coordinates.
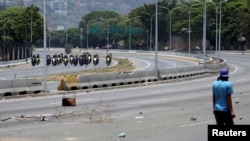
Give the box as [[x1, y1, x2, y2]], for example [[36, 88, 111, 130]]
[[0, 51, 249, 141], [0, 49, 198, 91]]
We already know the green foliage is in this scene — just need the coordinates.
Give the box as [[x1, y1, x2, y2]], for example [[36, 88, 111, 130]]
[[132, 0, 249, 49], [0, 5, 43, 44], [64, 44, 73, 54], [78, 10, 128, 48], [1, 0, 249, 50], [223, 0, 248, 40], [67, 28, 81, 48]]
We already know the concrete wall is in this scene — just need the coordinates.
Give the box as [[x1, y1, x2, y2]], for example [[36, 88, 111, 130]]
[[59, 61, 227, 91], [0, 78, 43, 96]]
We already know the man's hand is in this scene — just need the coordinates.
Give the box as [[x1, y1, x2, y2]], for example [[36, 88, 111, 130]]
[[231, 111, 236, 118]]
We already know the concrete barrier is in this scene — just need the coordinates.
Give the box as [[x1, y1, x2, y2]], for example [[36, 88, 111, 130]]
[[60, 66, 208, 91], [160, 66, 205, 80], [59, 75, 80, 91], [58, 57, 228, 91], [0, 78, 43, 96], [205, 58, 227, 73], [77, 73, 127, 89]]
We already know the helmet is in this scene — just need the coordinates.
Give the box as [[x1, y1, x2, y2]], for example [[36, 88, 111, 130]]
[[220, 68, 229, 77]]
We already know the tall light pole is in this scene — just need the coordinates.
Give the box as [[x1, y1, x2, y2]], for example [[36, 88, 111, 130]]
[[86, 19, 97, 50], [155, 2, 159, 75], [47, 27, 51, 50], [100, 17, 126, 52], [218, 0, 227, 59], [107, 21, 110, 52], [170, 7, 183, 52], [141, 12, 161, 51], [22, 2, 34, 59], [129, 16, 141, 50], [195, 0, 227, 63], [177, 3, 202, 54], [30, 9, 32, 45], [141, 12, 153, 51], [80, 28, 83, 51], [43, 0, 48, 91], [158, 6, 181, 52], [205, 1, 218, 59], [205, 0, 227, 59], [65, 26, 67, 45], [106, 19, 114, 53], [202, 0, 207, 65], [146, 29, 149, 49], [177, 3, 190, 54], [3, 0, 6, 59], [206, 1, 219, 59]]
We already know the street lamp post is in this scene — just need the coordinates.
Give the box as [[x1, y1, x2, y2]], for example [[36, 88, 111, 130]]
[[218, 0, 227, 59], [141, 12, 162, 51], [202, 0, 207, 65], [195, 0, 227, 62], [176, 4, 190, 54], [147, 29, 149, 49], [205, 1, 218, 59], [99, 17, 126, 52], [205, 0, 227, 59], [195, 0, 207, 63], [65, 26, 67, 45], [43, 0, 48, 91], [86, 19, 97, 51], [47, 27, 51, 50], [106, 19, 115, 53], [158, 6, 181, 52], [3, 0, 6, 59], [155, 2, 159, 75], [107, 21, 110, 52], [129, 16, 141, 50], [177, 3, 202, 54], [170, 7, 183, 52], [80, 28, 83, 51], [31, 10, 32, 45], [141, 12, 153, 51], [205, 1, 219, 59], [23, 2, 34, 59]]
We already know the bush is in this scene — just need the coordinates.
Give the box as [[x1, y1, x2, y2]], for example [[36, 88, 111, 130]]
[[65, 44, 73, 54]]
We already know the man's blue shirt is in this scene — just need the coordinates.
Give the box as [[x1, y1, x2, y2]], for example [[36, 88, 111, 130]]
[[212, 80, 233, 111]]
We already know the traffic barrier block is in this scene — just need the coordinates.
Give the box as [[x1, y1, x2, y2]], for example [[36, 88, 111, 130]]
[[0, 78, 43, 96], [63, 75, 80, 90], [57, 58, 227, 91]]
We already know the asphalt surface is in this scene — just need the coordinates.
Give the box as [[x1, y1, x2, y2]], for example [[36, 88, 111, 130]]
[[1, 51, 250, 141]]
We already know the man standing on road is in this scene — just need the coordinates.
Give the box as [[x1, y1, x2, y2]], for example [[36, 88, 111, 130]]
[[212, 68, 235, 126]]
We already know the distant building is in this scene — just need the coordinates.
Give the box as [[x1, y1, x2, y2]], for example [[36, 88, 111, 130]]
[[48, 0, 67, 15]]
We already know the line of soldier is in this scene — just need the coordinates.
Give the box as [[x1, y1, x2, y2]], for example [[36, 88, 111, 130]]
[[31, 52, 112, 67]]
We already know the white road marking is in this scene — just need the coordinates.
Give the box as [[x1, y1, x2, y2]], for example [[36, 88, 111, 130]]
[[179, 120, 214, 127], [132, 58, 151, 71], [149, 89, 174, 94], [130, 98, 169, 105], [135, 116, 144, 119]]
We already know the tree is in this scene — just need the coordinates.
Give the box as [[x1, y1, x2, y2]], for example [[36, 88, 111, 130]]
[[23, 4, 43, 44], [222, 0, 248, 49], [78, 10, 121, 48], [67, 27, 80, 48], [0, 5, 43, 44]]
